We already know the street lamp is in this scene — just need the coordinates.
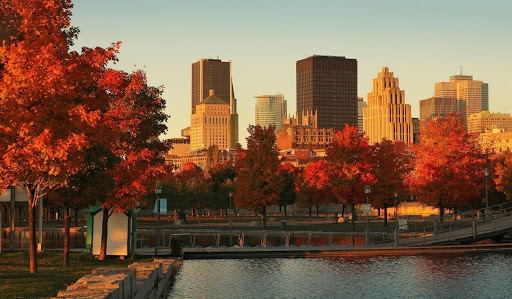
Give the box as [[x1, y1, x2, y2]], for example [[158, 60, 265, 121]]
[[155, 184, 162, 257], [394, 191, 399, 221], [364, 185, 371, 245], [484, 168, 489, 222], [229, 192, 233, 229]]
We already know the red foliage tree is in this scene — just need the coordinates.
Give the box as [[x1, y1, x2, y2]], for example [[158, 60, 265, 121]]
[[495, 151, 512, 201], [406, 114, 487, 224], [0, 0, 119, 273], [369, 139, 410, 227], [326, 125, 374, 230], [297, 160, 336, 217], [234, 125, 283, 229]]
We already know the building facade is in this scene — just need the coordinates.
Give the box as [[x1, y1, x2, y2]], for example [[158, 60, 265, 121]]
[[277, 110, 336, 151], [434, 74, 488, 120], [363, 67, 413, 144], [357, 97, 366, 133], [191, 58, 238, 147], [255, 94, 287, 131], [296, 55, 358, 131], [479, 129, 512, 153], [190, 90, 233, 151], [419, 97, 458, 123], [467, 111, 512, 133]]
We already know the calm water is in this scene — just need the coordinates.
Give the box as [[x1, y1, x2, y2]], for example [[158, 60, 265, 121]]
[[0, 230, 85, 249], [169, 253, 512, 299]]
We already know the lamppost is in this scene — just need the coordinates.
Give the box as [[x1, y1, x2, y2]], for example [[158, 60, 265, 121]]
[[364, 185, 371, 245], [484, 168, 489, 222], [229, 192, 233, 229], [155, 184, 162, 257], [394, 191, 399, 221]]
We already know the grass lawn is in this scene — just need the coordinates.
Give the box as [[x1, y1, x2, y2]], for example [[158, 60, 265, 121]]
[[0, 251, 152, 299]]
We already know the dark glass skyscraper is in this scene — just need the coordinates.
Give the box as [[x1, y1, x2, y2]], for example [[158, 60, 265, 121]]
[[296, 55, 358, 131]]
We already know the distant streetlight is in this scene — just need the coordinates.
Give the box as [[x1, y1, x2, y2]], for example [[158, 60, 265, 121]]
[[394, 191, 399, 221], [229, 192, 233, 229], [484, 168, 489, 222], [155, 184, 162, 257], [364, 185, 371, 245]]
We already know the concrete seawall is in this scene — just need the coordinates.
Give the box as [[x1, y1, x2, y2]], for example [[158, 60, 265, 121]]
[[54, 258, 179, 299]]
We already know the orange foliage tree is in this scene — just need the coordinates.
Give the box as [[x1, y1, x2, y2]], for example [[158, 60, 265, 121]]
[[369, 139, 410, 227], [407, 114, 487, 224], [495, 151, 512, 201], [96, 69, 169, 260], [0, 0, 119, 273], [296, 160, 336, 217], [326, 125, 374, 230], [234, 125, 283, 229]]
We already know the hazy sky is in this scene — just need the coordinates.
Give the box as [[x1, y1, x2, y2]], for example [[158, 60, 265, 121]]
[[71, 0, 512, 144]]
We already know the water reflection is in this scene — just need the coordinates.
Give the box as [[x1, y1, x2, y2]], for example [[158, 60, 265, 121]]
[[0, 230, 85, 249], [169, 253, 512, 298]]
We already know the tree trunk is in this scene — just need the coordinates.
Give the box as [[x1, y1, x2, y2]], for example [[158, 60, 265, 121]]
[[191, 208, 195, 218], [341, 204, 345, 217], [284, 205, 287, 217], [27, 185, 38, 274], [309, 207, 312, 217], [262, 207, 267, 229], [74, 208, 78, 227], [439, 204, 445, 226], [63, 207, 70, 267], [351, 203, 356, 232], [384, 204, 388, 227], [316, 206, 319, 218], [99, 207, 109, 261], [378, 208, 381, 217]]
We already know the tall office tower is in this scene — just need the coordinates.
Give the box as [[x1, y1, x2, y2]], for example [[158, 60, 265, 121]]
[[419, 97, 458, 122], [357, 97, 367, 133], [296, 55, 358, 131], [191, 58, 238, 147], [434, 73, 488, 120], [363, 67, 413, 145], [190, 90, 232, 151], [255, 94, 287, 131]]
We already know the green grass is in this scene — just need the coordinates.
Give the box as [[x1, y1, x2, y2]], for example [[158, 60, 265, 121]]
[[0, 251, 152, 299]]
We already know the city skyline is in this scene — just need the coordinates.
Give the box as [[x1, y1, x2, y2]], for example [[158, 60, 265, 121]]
[[70, 0, 512, 145]]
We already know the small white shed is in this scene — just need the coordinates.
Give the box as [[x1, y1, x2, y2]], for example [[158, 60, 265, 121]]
[[86, 206, 136, 257]]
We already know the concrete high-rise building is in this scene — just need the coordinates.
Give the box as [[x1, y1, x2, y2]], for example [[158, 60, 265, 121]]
[[419, 97, 458, 123], [192, 58, 238, 148], [467, 111, 512, 133], [190, 90, 233, 151], [255, 94, 287, 131], [434, 73, 488, 120], [296, 55, 358, 131], [357, 97, 366, 133], [363, 67, 413, 144], [412, 118, 421, 144]]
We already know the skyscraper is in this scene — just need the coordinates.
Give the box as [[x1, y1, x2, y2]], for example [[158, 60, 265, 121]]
[[434, 73, 488, 120], [191, 58, 238, 147], [357, 97, 366, 133], [363, 67, 413, 144], [296, 55, 358, 131], [255, 94, 287, 131], [419, 97, 458, 122]]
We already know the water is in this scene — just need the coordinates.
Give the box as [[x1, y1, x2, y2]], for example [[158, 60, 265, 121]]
[[0, 230, 85, 249], [169, 253, 512, 298]]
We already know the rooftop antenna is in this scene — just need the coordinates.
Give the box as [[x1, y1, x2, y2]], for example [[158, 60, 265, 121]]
[[460, 65, 463, 75]]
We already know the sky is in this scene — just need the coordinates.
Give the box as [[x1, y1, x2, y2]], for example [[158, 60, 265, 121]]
[[70, 0, 512, 145]]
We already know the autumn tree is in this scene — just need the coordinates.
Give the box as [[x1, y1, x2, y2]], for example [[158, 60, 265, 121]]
[[234, 125, 283, 229], [0, 0, 119, 273], [278, 163, 297, 217], [96, 69, 169, 260], [296, 160, 336, 217], [369, 139, 410, 227], [326, 125, 374, 231], [495, 150, 512, 201], [207, 162, 236, 216], [407, 114, 487, 224]]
